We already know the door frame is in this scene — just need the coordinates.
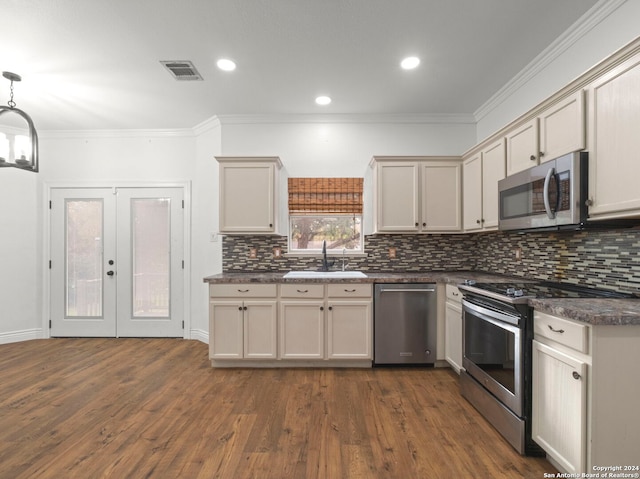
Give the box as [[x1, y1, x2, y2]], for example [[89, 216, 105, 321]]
[[42, 180, 192, 339]]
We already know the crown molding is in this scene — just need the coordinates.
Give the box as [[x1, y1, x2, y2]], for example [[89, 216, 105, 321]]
[[474, 0, 627, 122]]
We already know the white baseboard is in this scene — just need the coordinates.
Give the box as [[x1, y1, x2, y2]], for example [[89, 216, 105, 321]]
[[190, 329, 208, 344], [0, 328, 44, 345]]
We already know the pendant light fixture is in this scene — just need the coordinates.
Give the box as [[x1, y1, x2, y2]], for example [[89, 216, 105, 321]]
[[0, 71, 39, 172]]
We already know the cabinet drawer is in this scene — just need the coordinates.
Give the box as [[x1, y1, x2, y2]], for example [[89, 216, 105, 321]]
[[280, 284, 325, 298], [534, 311, 589, 353], [327, 284, 372, 298], [210, 283, 277, 298], [446, 284, 462, 303]]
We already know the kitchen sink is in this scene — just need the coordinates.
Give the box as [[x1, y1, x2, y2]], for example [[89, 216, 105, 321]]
[[283, 271, 368, 279]]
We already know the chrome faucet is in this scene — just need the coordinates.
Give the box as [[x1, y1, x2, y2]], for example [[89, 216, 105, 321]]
[[321, 240, 334, 271]]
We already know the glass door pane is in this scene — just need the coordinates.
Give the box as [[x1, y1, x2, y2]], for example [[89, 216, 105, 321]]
[[65, 199, 103, 317], [131, 198, 170, 318]]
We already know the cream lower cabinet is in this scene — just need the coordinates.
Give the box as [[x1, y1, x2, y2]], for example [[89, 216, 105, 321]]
[[209, 284, 278, 360], [279, 283, 373, 360], [532, 311, 640, 474], [327, 284, 372, 359], [532, 339, 587, 474], [444, 284, 462, 373]]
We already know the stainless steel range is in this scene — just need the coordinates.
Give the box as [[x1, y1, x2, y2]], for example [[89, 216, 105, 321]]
[[457, 280, 635, 456]]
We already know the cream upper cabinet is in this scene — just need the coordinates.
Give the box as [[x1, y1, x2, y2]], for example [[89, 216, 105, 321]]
[[506, 91, 585, 176], [421, 162, 462, 231], [463, 139, 505, 231], [539, 91, 585, 163], [374, 161, 420, 232], [372, 157, 461, 233], [506, 118, 539, 175], [216, 156, 282, 234], [586, 50, 640, 219]]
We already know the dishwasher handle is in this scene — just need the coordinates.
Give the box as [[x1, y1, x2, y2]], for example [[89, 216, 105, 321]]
[[378, 288, 436, 293]]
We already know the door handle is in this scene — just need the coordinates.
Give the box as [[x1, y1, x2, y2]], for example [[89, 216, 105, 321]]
[[106, 271, 115, 276]]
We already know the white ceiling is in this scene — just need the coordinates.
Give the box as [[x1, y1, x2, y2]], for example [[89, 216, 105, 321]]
[[1, 0, 600, 131]]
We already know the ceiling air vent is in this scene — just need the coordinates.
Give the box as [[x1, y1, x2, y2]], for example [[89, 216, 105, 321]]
[[160, 61, 203, 81]]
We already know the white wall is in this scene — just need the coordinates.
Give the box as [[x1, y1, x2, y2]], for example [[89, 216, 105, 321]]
[[192, 120, 222, 339], [0, 168, 39, 342], [476, 0, 640, 140]]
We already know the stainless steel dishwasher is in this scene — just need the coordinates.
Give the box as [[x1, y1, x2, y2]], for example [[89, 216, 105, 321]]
[[374, 283, 437, 365]]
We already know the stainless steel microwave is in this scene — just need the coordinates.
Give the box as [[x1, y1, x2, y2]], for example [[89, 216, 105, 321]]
[[498, 152, 587, 231]]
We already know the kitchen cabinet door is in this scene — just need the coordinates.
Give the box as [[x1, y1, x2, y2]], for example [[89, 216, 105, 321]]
[[217, 157, 281, 234], [421, 162, 462, 231], [462, 153, 483, 231], [243, 301, 278, 359], [506, 118, 539, 176], [375, 161, 420, 232], [327, 301, 372, 359], [532, 340, 587, 474], [279, 301, 325, 359], [480, 139, 506, 229], [539, 91, 585, 163], [586, 50, 640, 219], [209, 301, 244, 359], [444, 300, 462, 373]]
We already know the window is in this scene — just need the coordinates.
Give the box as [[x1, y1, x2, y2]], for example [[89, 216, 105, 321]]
[[288, 177, 363, 253]]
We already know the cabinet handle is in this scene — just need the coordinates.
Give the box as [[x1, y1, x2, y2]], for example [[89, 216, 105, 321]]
[[297, 289, 308, 293], [237, 289, 249, 293], [547, 325, 565, 334], [572, 371, 581, 380], [452, 291, 459, 296], [530, 155, 537, 161], [344, 289, 356, 293]]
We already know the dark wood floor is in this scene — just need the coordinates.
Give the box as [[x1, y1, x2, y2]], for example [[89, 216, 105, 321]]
[[0, 338, 555, 478]]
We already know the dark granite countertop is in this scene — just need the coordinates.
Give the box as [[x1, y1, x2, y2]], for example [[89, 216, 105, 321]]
[[203, 271, 640, 326], [202, 271, 514, 285]]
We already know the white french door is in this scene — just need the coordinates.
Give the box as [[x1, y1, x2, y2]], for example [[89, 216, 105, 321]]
[[50, 187, 184, 337]]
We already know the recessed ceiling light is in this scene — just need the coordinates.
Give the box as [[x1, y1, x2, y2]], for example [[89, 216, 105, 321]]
[[401, 56, 420, 70], [216, 59, 236, 71], [315, 95, 331, 106]]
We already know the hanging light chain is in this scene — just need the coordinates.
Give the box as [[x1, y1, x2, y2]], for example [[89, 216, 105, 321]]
[[8, 79, 16, 108]]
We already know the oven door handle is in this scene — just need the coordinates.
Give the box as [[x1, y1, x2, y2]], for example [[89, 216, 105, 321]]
[[462, 298, 521, 329]]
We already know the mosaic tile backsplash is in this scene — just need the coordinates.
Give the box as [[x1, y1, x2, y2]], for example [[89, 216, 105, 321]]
[[222, 227, 640, 294]]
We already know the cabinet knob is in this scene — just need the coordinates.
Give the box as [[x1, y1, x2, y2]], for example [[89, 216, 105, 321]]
[[415, 222, 419, 227], [320, 306, 324, 311], [539, 151, 545, 158], [422, 222, 427, 227], [328, 306, 333, 311], [238, 307, 243, 311], [530, 155, 537, 161], [476, 219, 481, 224], [481, 219, 485, 223], [269, 223, 273, 228], [572, 371, 581, 380], [585, 198, 594, 207]]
